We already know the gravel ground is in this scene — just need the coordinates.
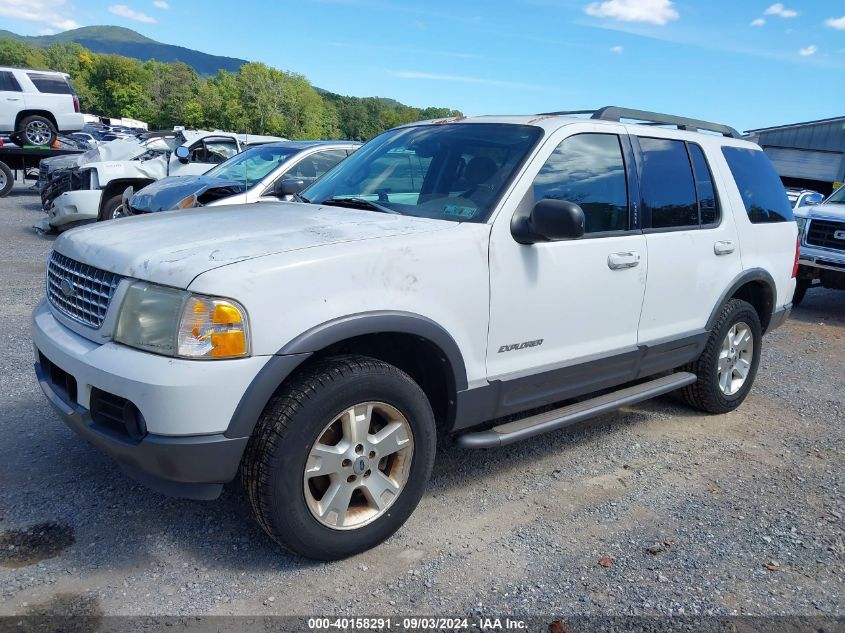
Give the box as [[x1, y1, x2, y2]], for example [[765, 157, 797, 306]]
[[0, 181, 843, 624]]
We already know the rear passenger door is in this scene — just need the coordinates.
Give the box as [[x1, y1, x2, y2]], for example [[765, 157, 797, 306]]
[[632, 133, 742, 344]]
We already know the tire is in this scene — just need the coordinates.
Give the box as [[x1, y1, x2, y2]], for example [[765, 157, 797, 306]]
[[0, 161, 13, 197], [97, 194, 123, 221], [241, 355, 437, 560], [680, 299, 762, 414], [16, 115, 57, 146], [792, 279, 811, 308]]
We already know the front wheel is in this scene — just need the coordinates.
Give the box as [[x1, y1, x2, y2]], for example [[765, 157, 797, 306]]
[[241, 355, 436, 560], [680, 299, 762, 414], [97, 194, 123, 221]]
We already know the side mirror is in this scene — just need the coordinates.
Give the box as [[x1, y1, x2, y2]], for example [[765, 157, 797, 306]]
[[804, 193, 824, 206], [512, 199, 586, 244], [274, 177, 306, 197], [174, 146, 190, 163]]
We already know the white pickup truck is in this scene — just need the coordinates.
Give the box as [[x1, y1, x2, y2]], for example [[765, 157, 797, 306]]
[[37, 130, 282, 231], [32, 107, 797, 560]]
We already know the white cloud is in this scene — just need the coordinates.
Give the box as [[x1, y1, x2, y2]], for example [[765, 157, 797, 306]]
[[825, 16, 845, 30], [0, 0, 80, 31], [764, 3, 797, 18], [799, 45, 817, 56], [153, 0, 169, 7], [751, 18, 765, 27], [610, 45, 624, 53], [108, 4, 157, 23], [584, 0, 678, 26]]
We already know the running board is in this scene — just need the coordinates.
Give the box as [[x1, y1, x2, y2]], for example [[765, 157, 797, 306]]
[[455, 372, 697, 449]]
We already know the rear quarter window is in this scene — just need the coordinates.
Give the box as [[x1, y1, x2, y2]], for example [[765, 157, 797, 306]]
[[722, 146, 793, 223], [26, 73, 74, 95]]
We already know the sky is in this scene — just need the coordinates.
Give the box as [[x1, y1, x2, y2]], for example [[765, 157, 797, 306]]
[[1, 0, 843, 131]]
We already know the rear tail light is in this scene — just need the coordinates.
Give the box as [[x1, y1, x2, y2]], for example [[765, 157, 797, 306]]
[[72, 94, 80, 113], [792, 236, 800, 278]]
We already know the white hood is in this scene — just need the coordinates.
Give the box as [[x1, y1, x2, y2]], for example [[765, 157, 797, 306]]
[[54, 203, 452, 288]]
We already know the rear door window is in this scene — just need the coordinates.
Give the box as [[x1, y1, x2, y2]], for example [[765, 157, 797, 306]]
[[688, 143, 720, 226], [638, 137, 699, 229], [722, 147, 793, 223], [0, 71, 21, 92], [27, 73, 74, 94]]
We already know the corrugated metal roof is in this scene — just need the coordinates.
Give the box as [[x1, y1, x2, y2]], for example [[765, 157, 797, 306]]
[[746, 116, 845, 133]]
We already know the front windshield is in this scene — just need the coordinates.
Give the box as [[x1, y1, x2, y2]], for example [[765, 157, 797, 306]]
[[302, 123, 543, 223], [828, 185, 845, 204], [205, 145, 301, 188]]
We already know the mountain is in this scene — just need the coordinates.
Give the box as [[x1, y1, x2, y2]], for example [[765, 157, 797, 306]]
[[0, 26, 247, 75]]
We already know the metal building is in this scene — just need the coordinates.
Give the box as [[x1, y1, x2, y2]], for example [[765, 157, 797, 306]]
[[745, 116, 845, 195]]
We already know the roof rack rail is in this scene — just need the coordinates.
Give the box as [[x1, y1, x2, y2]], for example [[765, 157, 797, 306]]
[[539, 106, 742, 139]]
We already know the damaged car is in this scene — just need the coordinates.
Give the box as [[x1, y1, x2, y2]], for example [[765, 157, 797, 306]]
[[38, 133, 178, 198], [125, 140, 359, 218], [36, 130, 282, 232]]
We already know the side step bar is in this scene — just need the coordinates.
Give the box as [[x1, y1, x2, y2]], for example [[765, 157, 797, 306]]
[[455, 372, 697, 449]]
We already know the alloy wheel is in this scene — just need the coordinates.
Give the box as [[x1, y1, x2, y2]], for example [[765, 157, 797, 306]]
[[303, 401, 414, 530], [24, 121, 52, 146], [717, 322, 753, 395]]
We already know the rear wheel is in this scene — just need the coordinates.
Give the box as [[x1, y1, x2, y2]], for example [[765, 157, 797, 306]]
[[15, 115, 57, 146], [241, 355, 436, 560], [97, 194, 123, 221], [0, 161, 13, 197], [681, 299, 762, 414]]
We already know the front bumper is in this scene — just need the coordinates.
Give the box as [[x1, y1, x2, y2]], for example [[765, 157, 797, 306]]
[[31, 300, 270, 499], [46, 190, 102, 227], [798, 250, 845, 275], [35, 359, 247, 499]]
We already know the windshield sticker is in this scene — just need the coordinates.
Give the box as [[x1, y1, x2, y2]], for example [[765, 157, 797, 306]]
[[443, 205, 476, 218]]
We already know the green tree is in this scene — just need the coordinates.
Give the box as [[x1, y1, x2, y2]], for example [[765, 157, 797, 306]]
[[0, 39, 47, 69]]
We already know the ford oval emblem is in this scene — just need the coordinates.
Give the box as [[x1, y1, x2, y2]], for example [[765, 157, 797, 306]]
[[60, 278, 76, 298], [834, 230, 845, 241]]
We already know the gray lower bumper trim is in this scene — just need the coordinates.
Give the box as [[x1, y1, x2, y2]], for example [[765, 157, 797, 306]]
[[35, 361, 248, 500]]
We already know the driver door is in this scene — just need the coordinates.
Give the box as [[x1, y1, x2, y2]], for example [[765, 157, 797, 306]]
[[485, 123, 648, 412], [171, 136, 240, 176]]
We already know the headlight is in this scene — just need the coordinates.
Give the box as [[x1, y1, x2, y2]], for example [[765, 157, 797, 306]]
[[115, 282, 250, 359], [796, 217, 808, 235]]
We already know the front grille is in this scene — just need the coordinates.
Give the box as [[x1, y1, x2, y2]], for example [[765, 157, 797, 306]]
[[46, 251, 121, 328], [806, 219, 845, 251]]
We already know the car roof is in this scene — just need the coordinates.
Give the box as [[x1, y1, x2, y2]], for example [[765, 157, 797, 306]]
[[0, 66, 69, 77], [393, 113, 755, 146]]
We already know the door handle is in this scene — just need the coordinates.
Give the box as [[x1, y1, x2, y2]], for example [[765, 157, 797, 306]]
[[714, 240, 735, 256], [607, 251, 641, 270], [6, 98, 21, 101]]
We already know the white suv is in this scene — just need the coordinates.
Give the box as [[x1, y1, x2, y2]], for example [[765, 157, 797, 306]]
[[32, 107, 797, 560], [0, 66, 84, 146]]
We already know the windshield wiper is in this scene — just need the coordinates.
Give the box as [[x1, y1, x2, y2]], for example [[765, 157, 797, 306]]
[[292, 192, 309, 203], [321, 197, 399, 215]]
